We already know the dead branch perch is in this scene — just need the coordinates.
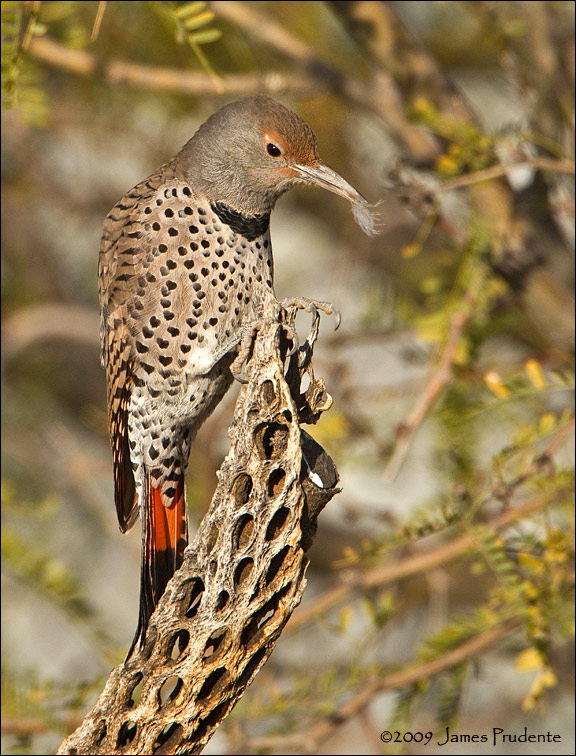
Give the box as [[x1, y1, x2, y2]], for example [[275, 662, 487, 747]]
[[57, 311, 340, 755]]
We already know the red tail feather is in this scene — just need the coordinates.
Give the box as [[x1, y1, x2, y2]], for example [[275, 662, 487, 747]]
[[128, 473, 188, 656]]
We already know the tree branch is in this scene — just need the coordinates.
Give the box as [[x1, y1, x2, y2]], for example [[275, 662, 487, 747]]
[[441, 158, 575, 192], [27, 36, 320, 98], [212, 0, 441, 159], [209, 1, 326, 71]]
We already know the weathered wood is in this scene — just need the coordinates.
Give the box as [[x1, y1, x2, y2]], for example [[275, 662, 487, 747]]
[[58, 310, 339, 755]]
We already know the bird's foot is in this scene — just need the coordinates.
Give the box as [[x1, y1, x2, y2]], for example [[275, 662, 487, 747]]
[[279, 297, 341, 332], [213, 315, 298, 384], [279, 297, 340, 368]]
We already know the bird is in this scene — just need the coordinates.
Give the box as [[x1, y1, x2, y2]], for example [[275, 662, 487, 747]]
[[99, 95, 376, 655]]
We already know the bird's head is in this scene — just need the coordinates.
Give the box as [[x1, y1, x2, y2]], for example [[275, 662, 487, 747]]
[[180, 95, 378, 234]]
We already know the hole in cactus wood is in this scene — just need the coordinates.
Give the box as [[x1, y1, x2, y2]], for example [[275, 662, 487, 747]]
[[117, 721, 137, 748], [255, 422, 288, 460], [241, 583, 292, 647], [215, 590, 229, 611], [265, 506, 289, 540], [94, 720, 107, 744], [196, 666, 228, 701], [231, 472, 253, 506], [261, 379, 276, 405], [234, 557, 254, 588], [127, 672, 144, 707], [238, 647, 267, 689], [267, 468, 286, 496], [266, 546, 291, 586], [169, 629, 190, 661], [203, 626, 229, 660], [233, 513, 255, 550], [185, 578, 205, 619], [203, 699, 232, 726], [158, 676, 183, 708], [152, 722, 183, 754]]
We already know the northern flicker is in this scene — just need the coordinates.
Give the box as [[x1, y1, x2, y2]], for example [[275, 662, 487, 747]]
[[99, 95, 376, 653]]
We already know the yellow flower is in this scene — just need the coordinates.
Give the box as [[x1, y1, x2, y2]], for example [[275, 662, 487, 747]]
[[436, 154, 459, 177], [484, 371, 510, 398], [526, 358, 547, 389]]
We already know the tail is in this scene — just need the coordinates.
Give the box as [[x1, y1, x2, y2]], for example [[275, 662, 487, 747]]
[[127, 472, 188, 658]]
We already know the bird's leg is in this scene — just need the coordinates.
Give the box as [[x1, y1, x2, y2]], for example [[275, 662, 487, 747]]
[[231, 318, 299, 383], [206, 328, 253, 385], [229, 320, 266, 384], [211, 297, 340, 387], [209, 312, 299, 385]]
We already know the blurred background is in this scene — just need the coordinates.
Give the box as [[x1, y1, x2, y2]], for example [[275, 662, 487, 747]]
[[1, 2, 574, 754]]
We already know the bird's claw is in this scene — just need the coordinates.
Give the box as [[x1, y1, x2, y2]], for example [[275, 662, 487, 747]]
[[230, 366, 249, 385], [332, 306, 341, 331], [280, 296, 341, 332], [285, 326, 299, 357], [224, 297, 340, 384], [279, 296, 340, 372]]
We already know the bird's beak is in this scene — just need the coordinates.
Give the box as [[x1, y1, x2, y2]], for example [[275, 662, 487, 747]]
[[295, 162, 368, 205], [294, 162, 379, 237]]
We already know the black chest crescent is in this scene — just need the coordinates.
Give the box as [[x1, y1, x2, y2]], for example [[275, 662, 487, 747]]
[[211, 201, 270, 242]]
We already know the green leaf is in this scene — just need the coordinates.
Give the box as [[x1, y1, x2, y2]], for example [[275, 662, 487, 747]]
[[182, 9, 215, 30], [173, 1, 207, 19], [189, 27, 221, 44]]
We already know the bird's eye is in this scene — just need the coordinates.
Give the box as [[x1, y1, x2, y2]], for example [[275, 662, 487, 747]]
[[266, 142, 283, 157]]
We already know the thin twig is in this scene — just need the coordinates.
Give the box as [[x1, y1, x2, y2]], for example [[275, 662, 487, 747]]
[[213, 0, 440, 160], [542, 414, 575, 458], [248, 618, 520, 754], [27, 36, 320, 97], [441, 158, 575, 193], [289, 415, 573, 633], [522, 1, 557, 76], [21, 1, 42, 51], [210, 0, 323, 69], [382, 308, 470, 482], [382, 246, 494, 483], [288, 491, 555, 633], [25, 31, 390, 146], [90, 1, 107, 42]]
